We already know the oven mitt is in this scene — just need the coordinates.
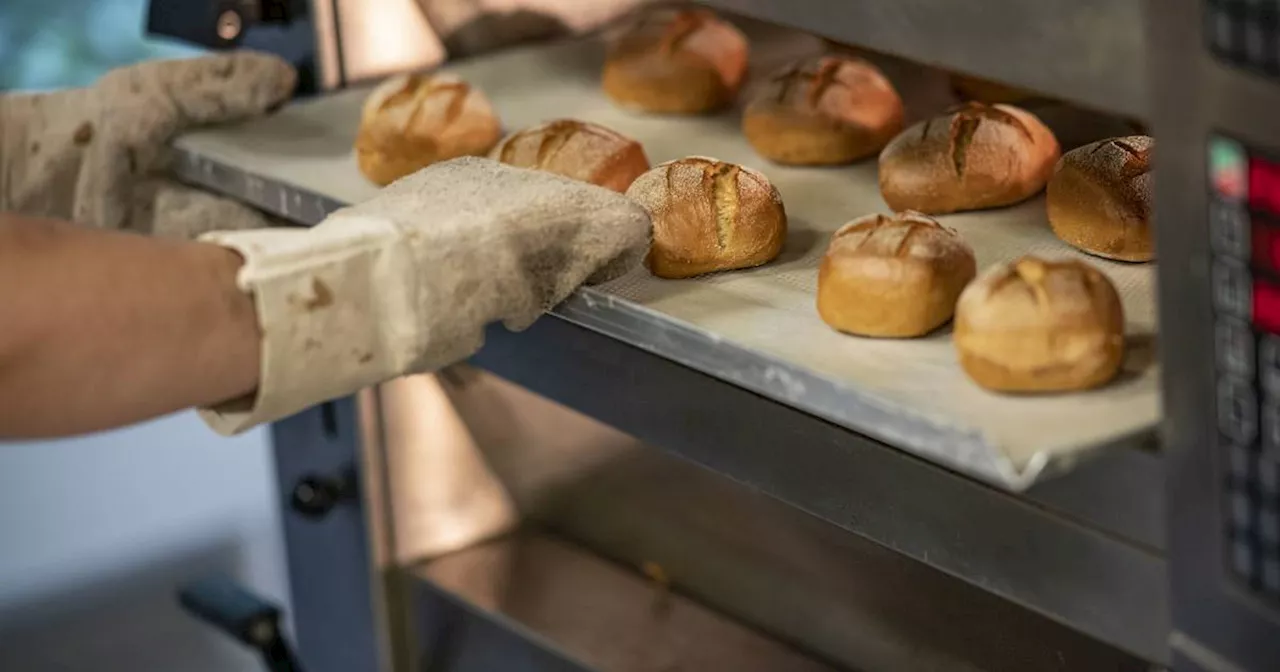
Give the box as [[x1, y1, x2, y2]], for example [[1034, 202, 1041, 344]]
[[0, 51, 296, 239], [197, 157, 651, 435]]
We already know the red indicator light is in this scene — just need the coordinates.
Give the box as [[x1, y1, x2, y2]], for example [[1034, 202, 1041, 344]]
[[1255, 280, 1280, 333], [1253, 222, 1280, 270], [1249, 158, 1280, 213]]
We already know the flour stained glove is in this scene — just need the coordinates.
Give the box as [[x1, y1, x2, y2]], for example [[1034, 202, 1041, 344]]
[[198, 157, 651, 435], [0, 51, 296, 239]]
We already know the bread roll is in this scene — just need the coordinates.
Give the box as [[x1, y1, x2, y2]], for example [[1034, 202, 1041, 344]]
[[1047, 136, 1154, 262], [743, 55, 905, 166], [602, 9, 748, 114], [356, 73, 502, 186], [626, 156, 787, 278], [489, 119, 650, 192], [954, 257, 1125, 393], [879, 103, 1060, 214], [817, 211, 976, 337]]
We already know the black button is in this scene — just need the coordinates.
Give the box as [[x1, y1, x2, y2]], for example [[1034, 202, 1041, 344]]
[[1218, 318, 1256, 378], [1230, 440, 1255, 485], [1209, 5, 1233, 54], [1219, 376, 1260, 445], [1261, 507, 1280, 547], [1262, 454, 1280, 498], [1210, 199, 1251, 258], [1265, 555, 1280, 594], [1235, 540, 1257, 580], [1233, 491, 1256, 533], [1213, 259, 1253, 319]]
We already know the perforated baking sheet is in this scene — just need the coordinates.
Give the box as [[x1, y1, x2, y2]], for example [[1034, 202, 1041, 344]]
[[173, 26, 1160, 490]]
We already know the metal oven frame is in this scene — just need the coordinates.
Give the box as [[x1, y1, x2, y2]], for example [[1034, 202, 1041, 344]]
[[169, 0, 1280, 670]]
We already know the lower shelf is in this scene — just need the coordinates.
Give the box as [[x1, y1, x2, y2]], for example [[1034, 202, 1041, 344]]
[[406, 531, 837, 672]]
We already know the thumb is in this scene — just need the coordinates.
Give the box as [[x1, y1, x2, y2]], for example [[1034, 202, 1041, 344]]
[[96, 51, 297, 130]]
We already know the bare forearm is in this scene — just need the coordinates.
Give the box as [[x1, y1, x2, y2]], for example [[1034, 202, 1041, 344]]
[[0, 214, 260, 438]]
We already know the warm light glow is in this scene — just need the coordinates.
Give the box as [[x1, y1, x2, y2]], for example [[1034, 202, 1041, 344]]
[[339, 0, 446, 83]]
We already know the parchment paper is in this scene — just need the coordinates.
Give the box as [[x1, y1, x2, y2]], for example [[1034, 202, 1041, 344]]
[[175, 27, 1160, 483]]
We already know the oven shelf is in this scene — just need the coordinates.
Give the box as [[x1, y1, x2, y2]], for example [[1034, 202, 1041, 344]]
[[174, 25, 1160, 492], [700, 0, 1147, 119]]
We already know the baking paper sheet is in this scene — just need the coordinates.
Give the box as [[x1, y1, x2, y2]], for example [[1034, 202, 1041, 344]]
[[175, 26, 1160, 487]]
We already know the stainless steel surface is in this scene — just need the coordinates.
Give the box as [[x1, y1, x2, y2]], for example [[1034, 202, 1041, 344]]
[[699, 0, 1147, 119], [172, 30, 1160, 491], [456, 324, 1168, 665], [373, 363, 1157, 665], [409, 532, 837, 672]]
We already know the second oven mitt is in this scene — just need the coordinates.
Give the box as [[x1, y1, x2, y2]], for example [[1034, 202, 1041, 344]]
[[0, 51, 296, 239], [197, 157, 651, 435]]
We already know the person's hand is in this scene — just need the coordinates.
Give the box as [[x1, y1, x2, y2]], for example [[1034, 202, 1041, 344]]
[[197, 157, 651, 434], [0, 51, 296, 239]]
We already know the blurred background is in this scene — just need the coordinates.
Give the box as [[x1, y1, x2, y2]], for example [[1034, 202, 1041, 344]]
[[0, 3, 291, 671]]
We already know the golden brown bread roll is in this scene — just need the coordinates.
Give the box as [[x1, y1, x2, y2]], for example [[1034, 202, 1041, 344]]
[[954, 257, 1125, 393], [817, 211, 976, 338], [878, 103, 1060, 215], [743, 55, 905, 166], [626, 156, 787, 279], [489, 119, 650, 193], [602, 9, 748, 114], [356, 72, 502, 186], [1047, 135, 1154, 262]]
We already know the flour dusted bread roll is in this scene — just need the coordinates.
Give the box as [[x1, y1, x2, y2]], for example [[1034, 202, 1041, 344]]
[[356, 73, 502, 186], [818, 211, 976, 338], [626, 156, 786, 278], [1047, 136, 1154, 262], [489, 119, 650, 192], [955, 257, 1125, 393], [879, 103, 1060, 214], [602, 8, 748, 114], [743, 54, 904, 165]]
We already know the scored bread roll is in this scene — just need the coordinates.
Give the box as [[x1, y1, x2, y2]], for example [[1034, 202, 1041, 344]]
[[743, 54, 905, 166], [817, 211, 976, 338], [356, 72, 502, 186], [879, 102, 1060, 214], [602, 9, 748, 114], [954, 256, 1125, 393], [626, 156, 787, 279], [1047, 136, 1154, 262], [489, 119, 650, 193]]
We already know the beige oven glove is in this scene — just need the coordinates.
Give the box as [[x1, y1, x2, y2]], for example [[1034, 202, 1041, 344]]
[[0, 51, 296, 239], [197, 157, 650, 435]]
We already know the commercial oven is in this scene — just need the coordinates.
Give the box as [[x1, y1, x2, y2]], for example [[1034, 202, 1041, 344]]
[[146, 0, 1280, 670]]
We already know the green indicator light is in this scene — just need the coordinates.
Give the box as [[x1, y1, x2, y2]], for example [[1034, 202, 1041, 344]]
[[1210, 136, 1248, 201]]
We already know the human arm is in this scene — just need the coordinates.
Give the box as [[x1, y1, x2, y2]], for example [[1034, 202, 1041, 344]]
[[0, 214, 260, 438], [0, 159, 649, 439]]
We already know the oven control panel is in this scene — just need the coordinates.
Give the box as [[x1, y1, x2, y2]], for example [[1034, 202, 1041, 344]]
[[1206, 0, 1280, 78], [1211, 134, 1280, 603]]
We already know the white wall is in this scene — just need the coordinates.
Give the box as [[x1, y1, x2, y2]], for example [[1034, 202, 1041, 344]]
[[0, 413, 291, 671]]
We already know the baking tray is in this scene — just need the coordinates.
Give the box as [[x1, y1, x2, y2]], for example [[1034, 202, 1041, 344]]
[[172, 26, 1160, 491]]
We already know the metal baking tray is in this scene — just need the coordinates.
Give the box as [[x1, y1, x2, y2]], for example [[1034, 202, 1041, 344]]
[[173, 25, 1160, 491]]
